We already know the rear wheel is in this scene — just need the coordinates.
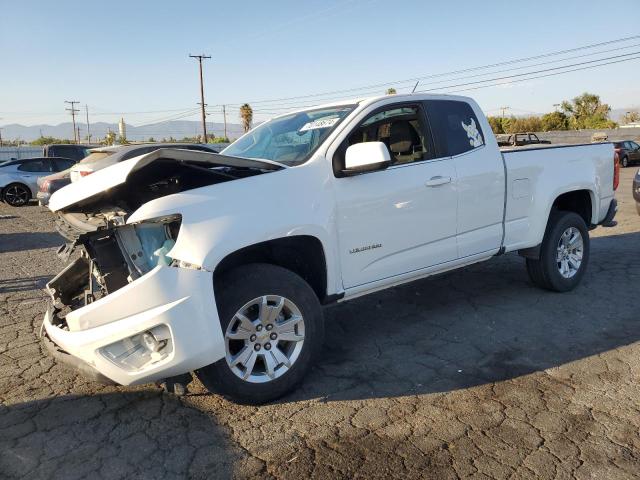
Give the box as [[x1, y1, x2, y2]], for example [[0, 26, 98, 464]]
[[3, 183, 31, 207], [526, 211, 590, 292], [621, 156, 629, 168], [196, 263, 324, 404]]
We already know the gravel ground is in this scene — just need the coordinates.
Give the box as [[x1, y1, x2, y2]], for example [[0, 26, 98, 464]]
[[1, 167, 639, 479]]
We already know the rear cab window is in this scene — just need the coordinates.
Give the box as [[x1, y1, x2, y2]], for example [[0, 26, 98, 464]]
[[423, 100, 485, 157]]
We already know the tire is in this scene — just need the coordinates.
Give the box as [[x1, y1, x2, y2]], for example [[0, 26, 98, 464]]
[[525, 211, 590, 292], [621, 156, 629, 168], [2, 183, 31, 207], [196, 263, 324, 404]]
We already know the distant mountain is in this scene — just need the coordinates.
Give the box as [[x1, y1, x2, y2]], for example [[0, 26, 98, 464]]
[[0, 120, 245, 142]]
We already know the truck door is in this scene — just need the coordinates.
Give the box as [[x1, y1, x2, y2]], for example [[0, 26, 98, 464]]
[[424, 100, 505, 258], [332, 103, 458, 289]]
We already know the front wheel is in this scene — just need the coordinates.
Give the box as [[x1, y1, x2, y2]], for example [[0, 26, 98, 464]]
[[196, 263, 324, 404], [3, 183, 31, 207], [526, 211, 590, 292], [621, 156, 629, 168]]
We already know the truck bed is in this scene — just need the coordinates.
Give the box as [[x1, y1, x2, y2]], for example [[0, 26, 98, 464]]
[[500, 142, 615, 253]]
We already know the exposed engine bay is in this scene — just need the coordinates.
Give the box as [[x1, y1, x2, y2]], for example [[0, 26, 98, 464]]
[[47, 151, 280, 319]]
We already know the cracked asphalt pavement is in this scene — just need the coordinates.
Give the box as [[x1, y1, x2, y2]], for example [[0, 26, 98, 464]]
[[1, 168, 639, 479]]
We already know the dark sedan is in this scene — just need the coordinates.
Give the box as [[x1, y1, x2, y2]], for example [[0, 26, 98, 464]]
[[613, 140, 640, 168]]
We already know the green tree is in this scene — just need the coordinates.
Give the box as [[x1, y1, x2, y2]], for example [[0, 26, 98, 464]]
[[487, 116, 505, 134], [239, 103, 253, 133], [540, 111, 569, 131], [386, 88, 397, 95], [147, 137, 156, 142], [622, 110, 640, 124], [103, 131, 116, 146], [505, 116, 543, 134], [30, 136, 73, 145], [561, 92, 617, 129]]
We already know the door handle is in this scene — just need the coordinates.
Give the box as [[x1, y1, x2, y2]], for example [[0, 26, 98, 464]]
[[425, 176, 451, 187]]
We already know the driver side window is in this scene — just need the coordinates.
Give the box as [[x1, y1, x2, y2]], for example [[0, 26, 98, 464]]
[[346, 105, 432, 166]]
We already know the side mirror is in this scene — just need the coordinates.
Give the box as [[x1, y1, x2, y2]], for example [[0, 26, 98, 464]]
[[342, 142, 391, 176]]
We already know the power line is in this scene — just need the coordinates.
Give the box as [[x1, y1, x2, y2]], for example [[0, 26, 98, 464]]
[[85, 105, 91, 143], [189, 54, 211, 141], [444, 54, 640, 95], [64, 100, 80, 143], [414, 50, 640, 94], [233, 49, 640, 115], [217, 35, 640, 107]]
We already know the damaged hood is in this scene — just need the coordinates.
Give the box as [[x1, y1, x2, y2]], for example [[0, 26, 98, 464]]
[[48, 148, 286, 212]]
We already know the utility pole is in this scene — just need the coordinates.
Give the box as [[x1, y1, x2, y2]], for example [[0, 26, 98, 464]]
[[65, 100, 80, 143], [85, 104, 91, 143], [499, 106, 510, 119], [553, 103, 561, 112], [189, 54, 211, 142], [222, 105, 227, 140], [77, 126, 81, 144]]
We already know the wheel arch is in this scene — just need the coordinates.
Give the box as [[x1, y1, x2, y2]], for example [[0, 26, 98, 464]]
[[213, 235, 330, 304], [550, 189, 595, 226], [519, 189, 595, 260]]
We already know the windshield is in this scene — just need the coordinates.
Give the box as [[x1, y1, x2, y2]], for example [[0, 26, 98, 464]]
[[78, 151, 114, 164], [223, 105, 355, 166]]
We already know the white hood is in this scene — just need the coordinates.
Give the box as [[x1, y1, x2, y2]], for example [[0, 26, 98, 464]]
[[48, 148, 286, 212]]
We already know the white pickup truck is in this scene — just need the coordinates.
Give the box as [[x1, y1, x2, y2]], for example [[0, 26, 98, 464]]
[[42, 94, 619, 404]]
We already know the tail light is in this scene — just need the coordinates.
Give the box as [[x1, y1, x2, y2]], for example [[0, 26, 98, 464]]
[[613, 151, 620, 191], [79, 171, 92, 177], [39, 180, 50, 192]]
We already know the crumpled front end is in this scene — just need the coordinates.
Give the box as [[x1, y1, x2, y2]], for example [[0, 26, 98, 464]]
[[42, 215, 225, 386]]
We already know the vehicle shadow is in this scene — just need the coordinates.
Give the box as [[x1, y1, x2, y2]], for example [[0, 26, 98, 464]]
[[0, 391, 245, 479], [283, 230, 640, 403], [0, 275, 52, 294], [0, 232, 63, 254]]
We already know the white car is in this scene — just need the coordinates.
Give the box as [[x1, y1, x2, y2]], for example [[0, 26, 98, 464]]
[[69, 143, 219, 182], [42, 94, 618, 404]]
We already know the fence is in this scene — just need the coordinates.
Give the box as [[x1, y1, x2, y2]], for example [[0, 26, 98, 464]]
[[0, 146, 43, 162], [534, 127, 640, 144]]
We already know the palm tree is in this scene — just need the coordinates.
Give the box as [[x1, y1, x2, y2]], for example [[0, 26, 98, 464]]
[[240, 104, 253, 133]]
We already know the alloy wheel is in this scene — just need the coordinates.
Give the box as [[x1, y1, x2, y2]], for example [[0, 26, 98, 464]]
[[4, 185, 29, 206], [224, 295, 305, 383], [556, 227, 584, 279]]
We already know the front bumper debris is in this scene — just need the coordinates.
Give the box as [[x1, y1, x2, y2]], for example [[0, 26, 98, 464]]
[[43, 264, 225, 386]]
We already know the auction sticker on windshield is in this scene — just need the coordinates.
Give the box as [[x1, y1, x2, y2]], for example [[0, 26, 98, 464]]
[[299, 117, 340, 132]]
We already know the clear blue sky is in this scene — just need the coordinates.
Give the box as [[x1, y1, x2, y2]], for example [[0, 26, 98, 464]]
[[1, 0, 639, 127]]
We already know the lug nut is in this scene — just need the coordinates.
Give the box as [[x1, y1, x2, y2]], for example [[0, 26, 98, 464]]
[[264, 343, 271, 350], [250, 334, 257, 342], [270, 333, 277, 340], [256, 325, 263, 332], [266, 324, 273, 331], [254, 344, 261, 351]]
